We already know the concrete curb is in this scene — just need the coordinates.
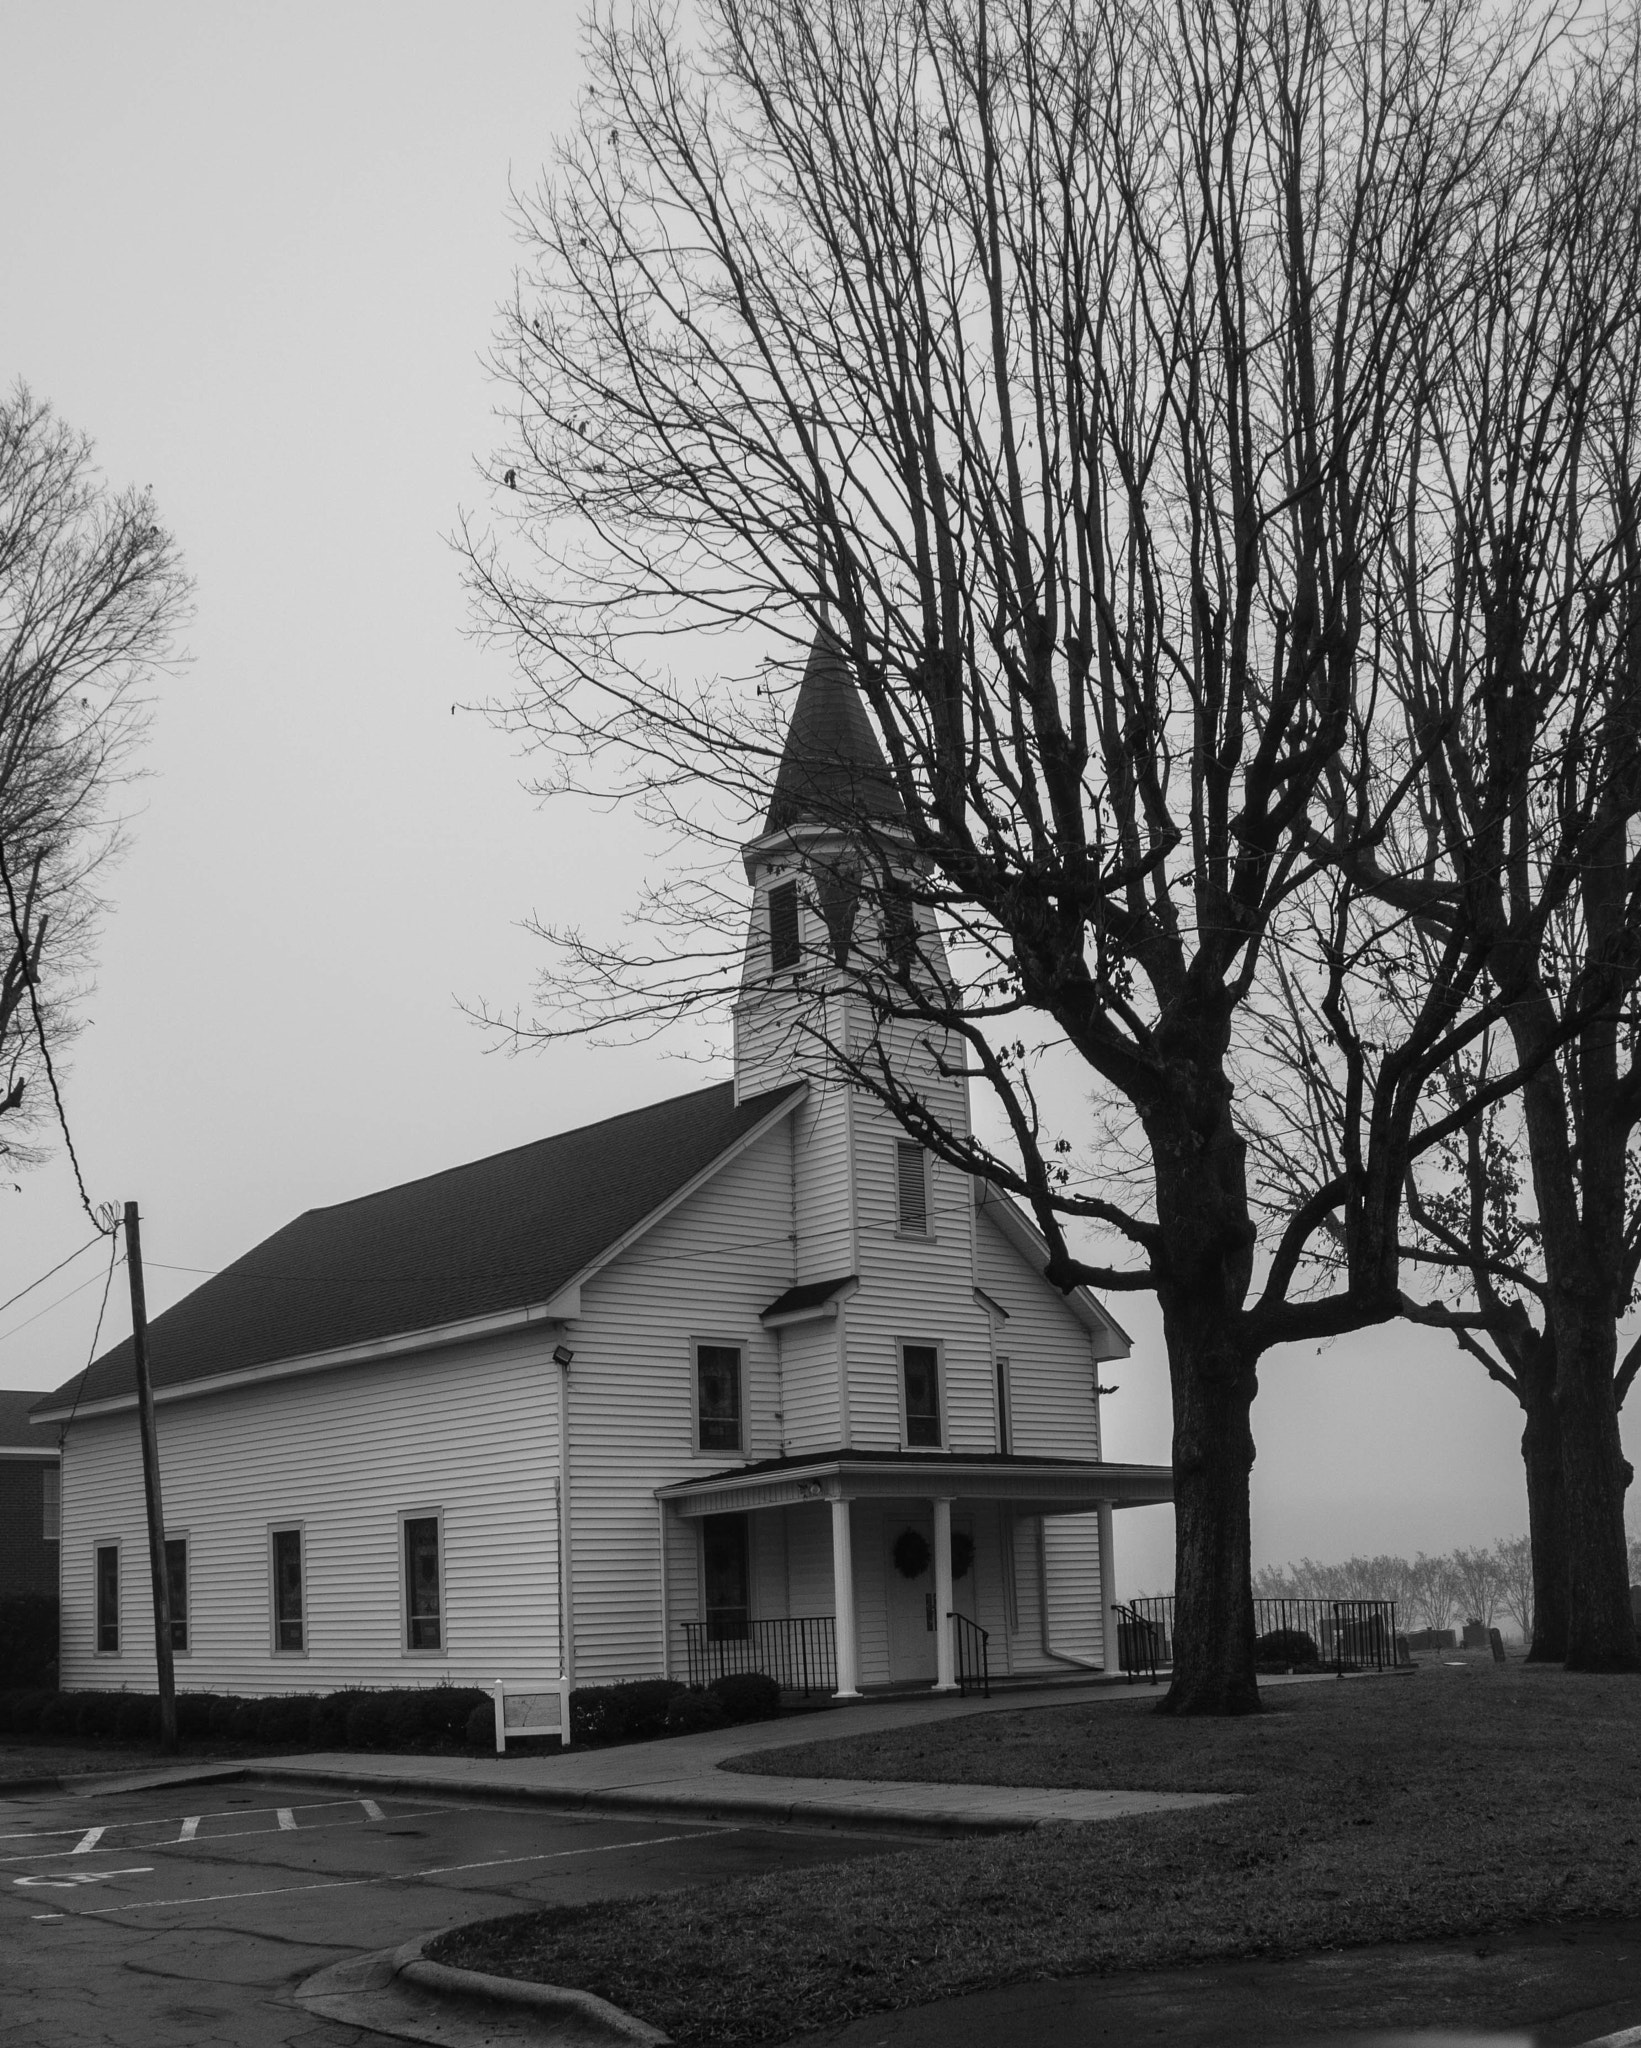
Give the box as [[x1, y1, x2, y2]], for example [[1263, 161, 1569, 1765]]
[[298, 1932, 670, 2046]]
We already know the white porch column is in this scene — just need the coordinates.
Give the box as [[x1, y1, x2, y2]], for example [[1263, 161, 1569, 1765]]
[[829, 1497, 861, 1698], [931, 1496, 958, 1693], [1097, 1501, 1118, 1673]]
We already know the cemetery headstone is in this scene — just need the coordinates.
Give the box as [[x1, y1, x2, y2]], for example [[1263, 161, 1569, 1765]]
[[1488, 1626, 1506, 1664]]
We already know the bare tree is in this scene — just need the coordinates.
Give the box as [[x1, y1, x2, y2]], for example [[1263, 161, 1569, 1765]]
[[469, 0, 1551, 1711], [1247, 45, 1641, 1670], [0, 384, 187, 1182], [1495, 1533, 1535, 1641]]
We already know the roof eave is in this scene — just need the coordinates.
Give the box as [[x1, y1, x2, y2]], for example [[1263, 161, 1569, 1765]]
[[975, 1182, 1134, 1357]]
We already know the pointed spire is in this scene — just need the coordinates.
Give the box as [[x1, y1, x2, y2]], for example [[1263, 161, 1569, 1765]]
[[763, 630, 906, 837]]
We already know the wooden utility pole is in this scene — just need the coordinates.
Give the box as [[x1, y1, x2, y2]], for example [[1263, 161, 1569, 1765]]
[[125, 1202, 176, 1752]]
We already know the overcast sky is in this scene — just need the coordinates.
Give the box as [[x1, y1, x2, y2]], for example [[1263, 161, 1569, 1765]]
[[1, 1, 1616, 1601]]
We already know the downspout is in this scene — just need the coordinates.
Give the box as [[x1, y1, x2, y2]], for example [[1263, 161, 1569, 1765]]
[[558, 1354, 576, 1687]]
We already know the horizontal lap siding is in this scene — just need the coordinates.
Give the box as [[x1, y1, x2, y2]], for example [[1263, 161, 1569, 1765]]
[[975, 1212, 1101, 1460], [780, 1320, 842, 1453], [1043, 1512, 1106, 1665], [567, 1125, 793, 1686], [849, 1095, 993, 1451], [792, 1078, 854, 1285], [58, 1331, 561, 1695]]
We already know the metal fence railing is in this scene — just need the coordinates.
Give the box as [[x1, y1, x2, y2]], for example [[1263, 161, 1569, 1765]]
[[951, 1612, 990, 1696], [1116, 1597, 1401, 1681], [681, 1615, 837, 1696]]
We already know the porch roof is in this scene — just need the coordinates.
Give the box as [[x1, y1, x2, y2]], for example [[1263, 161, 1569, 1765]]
[[656, 1447, 1174, 1519]]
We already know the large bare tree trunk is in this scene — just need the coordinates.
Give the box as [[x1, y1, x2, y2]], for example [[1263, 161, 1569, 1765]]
[[1556, 1304, 1639, 1671], [1517, 1347, 1568, 1663], [1162, 1306, 1261, 1714], [1150, 1074, 1262, 1715]]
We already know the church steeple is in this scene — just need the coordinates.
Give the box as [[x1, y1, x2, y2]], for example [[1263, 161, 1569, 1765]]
[[760, 630, 905, 842]]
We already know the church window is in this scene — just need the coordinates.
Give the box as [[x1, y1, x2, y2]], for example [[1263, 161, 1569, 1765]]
[[901, 1343, 942, 1447], [271, 1526, 305, 1653], [896, 1141, 929, 1233], [769, 880, 800, 971], [166, 1535, 189, 1652], [95, 1542, 119, 1653], [696, 1342, 744, 1453], [403, 1514, 443, 1651], [996, 1354, 1013, 1455]]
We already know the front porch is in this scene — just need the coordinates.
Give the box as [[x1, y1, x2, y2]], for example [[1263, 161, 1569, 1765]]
[[657, 1450, 1173, 1700]]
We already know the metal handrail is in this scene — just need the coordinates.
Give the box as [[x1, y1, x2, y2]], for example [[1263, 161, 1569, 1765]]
[[1118, 1596, 1401, 1676], [680, 1615, 836, 1695], [1114, 1601, 1163, 1684], [949, 1611, 990, 1696]]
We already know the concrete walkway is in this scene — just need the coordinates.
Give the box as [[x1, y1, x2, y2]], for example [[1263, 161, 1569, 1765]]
[[64, 1672, 1258, 1837]]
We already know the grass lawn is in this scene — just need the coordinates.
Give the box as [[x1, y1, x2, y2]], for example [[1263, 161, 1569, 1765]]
[[429, 1661, 1641, 2046]]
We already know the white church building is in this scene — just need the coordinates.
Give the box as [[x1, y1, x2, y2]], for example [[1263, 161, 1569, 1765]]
[[36, 635, 1172, 1702]]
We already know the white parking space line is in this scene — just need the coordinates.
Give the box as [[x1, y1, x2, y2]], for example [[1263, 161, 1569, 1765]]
[[23, 1827, 731, 1920], [0, 1797, 448, 1866]]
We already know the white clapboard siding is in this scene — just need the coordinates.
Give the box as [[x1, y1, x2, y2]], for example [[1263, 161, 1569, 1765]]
[[564, 1120, 795, 1684], [975, 1209, 1101, 1460], [791, 1072, 855, 1283], [779, 1318, 844, 1453], [847, 1094, 994, 1452], [58, 1326, 562, 1696], [1042, 1512, 1106, 1666]]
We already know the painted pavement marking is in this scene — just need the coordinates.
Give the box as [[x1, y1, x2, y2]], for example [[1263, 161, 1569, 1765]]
[[0, 1797, 445, 1867], [22, 1826, 731, 1920]]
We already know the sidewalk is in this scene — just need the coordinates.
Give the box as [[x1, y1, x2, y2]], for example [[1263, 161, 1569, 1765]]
[[63, 1672, 1257, 1837]]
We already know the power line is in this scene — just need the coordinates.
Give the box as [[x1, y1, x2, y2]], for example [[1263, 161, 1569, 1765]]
[[0, 840, 108, 1234], [0, 1231, 106, 1320], [0, 1258, 121, 1349], [57, 1231, 122, 1444]]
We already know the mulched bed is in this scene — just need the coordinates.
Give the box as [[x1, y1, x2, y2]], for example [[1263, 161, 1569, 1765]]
[[429, 1660, 1641, 2047]]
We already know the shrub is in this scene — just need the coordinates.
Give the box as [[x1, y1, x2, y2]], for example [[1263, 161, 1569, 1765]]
[[383, 1692, 427, 1749], [424, 1686, 489, 1743], [74, 1692, 119, 1739], [207, 1695, 240, 1739], [0, 1594, 59, 1689], [175, 1694, 218, 1741], [6, 1689, 49, 1736], [665, 1688, 726, 1734], [708, 1672, 782, 1724], [465, 1700, 496, 1748], [570, 1678, 685, 1746], [37, 1694, 74, 1735], [116, 1694, 157, 1741], [256, 1695, 314, 1745], [345, 1693, 391, 1750], [229, 1698, 263, 1741], [311, 1690, 356, 1746], [1256, 1627, 1320, 1670]]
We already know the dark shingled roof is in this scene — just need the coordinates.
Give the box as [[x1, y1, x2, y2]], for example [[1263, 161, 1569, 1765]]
[[760, 1274, 855, 1322], [763, 631, 906, 837], [34, 1080, 803, 1417], [0, 1388, 57, 1452]]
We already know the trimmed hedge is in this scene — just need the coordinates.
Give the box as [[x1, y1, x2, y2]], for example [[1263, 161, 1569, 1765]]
[[0, 1667, 792, 1754], [0, 1595, 58, 1689]]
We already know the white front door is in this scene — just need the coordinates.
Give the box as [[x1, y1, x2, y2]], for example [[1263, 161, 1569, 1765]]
[[885, 1515, 938, 1682]]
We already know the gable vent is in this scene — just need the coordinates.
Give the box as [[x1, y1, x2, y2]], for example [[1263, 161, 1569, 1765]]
[[896, 1141, 928, 1232]]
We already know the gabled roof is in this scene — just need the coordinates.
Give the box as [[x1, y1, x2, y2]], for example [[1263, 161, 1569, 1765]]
[[33, 1080, 804, 1420], [763, 630, 907, 837], [0, 1388, 57, 1455]]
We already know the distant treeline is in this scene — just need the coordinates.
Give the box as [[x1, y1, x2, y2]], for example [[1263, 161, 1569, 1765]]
[[1247, 1538, 1641, 1642]]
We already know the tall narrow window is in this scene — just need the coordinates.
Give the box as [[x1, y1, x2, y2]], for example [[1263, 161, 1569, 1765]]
[[696, 1343, 743, 1453], [41, 1465, 60, 1542], [95, 1543, 119, 1652], [768, 879, 800, 971], [702, 1512, 750, 1641], [272, 1527, 304, 1652], [896, 1141, 929, 1233], [902, 1343, 942, 1447], [404, 1516, 443, 1650], [996, 1355, 1012, 1456], [165, 1537, 189, 1652]]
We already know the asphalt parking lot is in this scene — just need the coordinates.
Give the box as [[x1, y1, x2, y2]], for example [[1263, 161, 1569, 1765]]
[[0, 1775, 903, 2046]]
